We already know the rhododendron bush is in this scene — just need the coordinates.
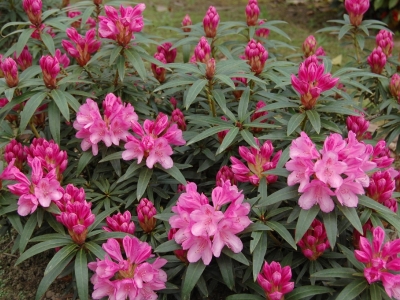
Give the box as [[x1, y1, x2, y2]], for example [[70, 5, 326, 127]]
[[1, 0, 400, 299]]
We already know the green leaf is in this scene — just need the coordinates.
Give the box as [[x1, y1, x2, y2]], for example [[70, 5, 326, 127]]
[[287, 113, 305, 136], [75, 248, 89, 300], [306, 110, 321, 134], [181, 261, 206, 300], [216, 127, 239, 155], [226, 295, 264, 300], [19, 212, 37, 253], [15, 239, 72, 265], [137, 168, 153, 200], [257, 185, 298, 208], [295, 206, 319, 243], [338, 244, 365, 271], [44, 243, 78, 275], [19, 91, 47, 132], [117, 161, 145, 183], [51, 89, 70, 121], [369, 283, 381, 300], [80, 5, 95, 29], [338, 24, 354, 40], [335, 278, 368, 300], [266, 221, 297, 249], [359, 195, 396, 216], [99, 151, 123, 163], [116, 55, 125, 82], [153, 80, 195, 93], [250, 231, 262, 254], [217, 254, 235, 290], [62, 91, 81, 112], [154, 240, 181, 253], [253, 231, 267, 281], [186, 125, 233, 146], [377, 211, 400, 233], [184, 79, 208, 109], [222, 248, 249, 265], [88, 206, 119, 232], [241, 129, 259, 150], [311, 267, 356, 279], [238, 87, 250, 121], [285, 286, 335, 300], [110, 46, 123, 66], [337, 205, 362, 234], [41, 32, 55, 56], [76, 151, 93, 176], [85, 241, 106, 259], [158, 164, 187, 185], [212, 89, 227, 112], [16, 28, 35, 57], [125, 49, 147, 80], [322, 210, 337, 249], [48, 102, 61, 144]]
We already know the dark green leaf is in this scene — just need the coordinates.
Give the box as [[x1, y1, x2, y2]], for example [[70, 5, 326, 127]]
[[181, 261, 206, 300], [216, 127, 239, 155], [48, 102, 61, 144], [75, 248, 89, 300], [116, 55, 125, 82], [306, 110, 321, 133], [137, 168, 153, 200], [85, 241, 106, 259], [286, 286, 334, 300], [338, 244, 365, 271], [322, 210, 337, 249], [253, 231, 267, 280], [20, 91, 47, 133], [217, 254, 234, 290], [311, 267, 356, 279], [158, 164, 187, 185], [99, 151, 123, 163], [335, 278, 368, 300], [186, 125, 233, 146], [226, 295, 264, 300], [257, 185, 298, 208], [41, 32, 55, 56], [16, 28, 35, 57], [51, 89, 70, 121], [295, 206, 319, 243], [154, 240, 181, 253], [241, 130, 259, 149], [125, 49, 147, 80], [76, 151, 93, 177], [337, 205, 362, 234], [359, 195, 396, 216], [44, 243, 78, 275], [222, 248, 249, 265], [19, 212, 37, 253], [266, 221, 296, 249], [287, 113, 305, 136], [184, 79, 208, 109], [238, 87, 250, 121]]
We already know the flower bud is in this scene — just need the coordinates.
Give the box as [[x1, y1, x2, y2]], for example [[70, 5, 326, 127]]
[[23, 0, 42, 26], [168, 228, 188, 263], [104, 211, 135, 234], [216, 166, 235, 186], [246, 0, 260, 26], [194, 36, 211, 63], [352, 220, 373, 248], [346, 114, 369, 141], [137, 198, 157, 233], [245, 39, 268, 75], [39, 55, 60, 89], [371, 140, 394, 169], [182, 14, 192, 33], [257, 261, 294, 299], [302, 35, 317, 58], [151, 52, 167, 83], [255, 20, 270, 40], [4, 140, 27, 171], [389, 73, 400, 102], [93, 0, 102, 5], [13, 46, 32, 71], [67, 9, 82, 28], [54, 49, 70, 68], [170, 97, 178, 109], [366, 170, 396, 203], [203, 6, 219, 38], [345, 0, 369, 27], [232, 76, 247, 99], [376, 29, 393, 57], [171, 108, 186, 131], [298, 219, 330, 260], [315, 46, 326, 57], [157, 42, 177, 63], [1, 58, 19, 87], [205, 58, 216, 79], [251, 100, 268, 133]]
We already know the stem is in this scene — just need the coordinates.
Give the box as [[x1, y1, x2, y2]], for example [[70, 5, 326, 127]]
[[300, 113, 308, 132], [352, 29, 361, 64], [206, 80, 216, 117], [30, 120, 41, 138]]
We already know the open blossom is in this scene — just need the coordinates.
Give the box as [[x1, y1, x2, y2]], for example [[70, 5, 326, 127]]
[[62, 28, 101, 66], [346, 114, 369, 141], [345, 0, 369, 27], [302, 35, 317, 58], [74, 93, 138, 156], [137, 198, 157, 233], [169, 181, 251, 265], [368, 47, 386, 74], [54, 49, 70, 68], [39, 55, 60, 89], [355, 226, 400, 299], [151, 52, 167, 83], [245, 39, 268, 74], [99, 4, 145, 47], [157, 42, 177, 63], [298, 219, 330, 260], [376, 29, 393, 57], [182, 14, 192, 32], [1, 58, 19, 88], [246, 0, 260, 26], [257, 261, 294, 300], [104, 211, 135, 234], [122, 112, 185, 169], [291, 55, 339, 109], [13, 46, 32, 71], [88, 236, 167, 300], [255, 20, 270, 40], [203, 6, 219, 38], [230, 138, 281, 186], [23, 0, 42, 26], [194, 36, 211, 63], [286, 131, 376, 213]]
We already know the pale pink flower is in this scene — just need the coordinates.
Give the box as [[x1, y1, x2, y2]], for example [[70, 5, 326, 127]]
[[245, 39, 268, 75], [299, 179, 335, 213], [257, 261, 294, 300], [302, 35, 317, 58], [376, 29, 393, 57], [298, 219, 330, 260], [345, 0, 369, 27], [203, 6, 219, 38], [39, 55, 60, 89], [289, 131, 320, 160], [1, 58, 19, 87], [368, 47, 386, 74], [23, 0, 42, 26], [314, 151, 347, 188], [246, 0, 260, 26], [13, 46, 32, 71], [137, 198, 157, 233]]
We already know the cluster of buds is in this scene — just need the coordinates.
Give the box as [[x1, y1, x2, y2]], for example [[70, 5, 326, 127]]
[[13, 46, 32, 71], [137, 198, 157, 233], [230, 138, 282, 186], [169, 181, 251, 265], [103, 211, 135, 235], [56, 184, 95, 245], [4, 140, 27, 171], [157, 42, 177, 64], [181, 14, 192, 33], [171, 108, 186, 131], [244, 39, 268, 75], [168, 228, 188, 263], [88, 236, 167, 299], [346, 114, 370, 141], [250, 100, 268, 133], [286, 131, 377, 213], [39, 55, 61, 89], [371, 140, 394, 168], [216, 165, 236, 187], [232, 76, 248, 99], [23, 0, 42, 26], [74, 93, 138, 156], [30, 24, 55, 40], [389, 73, 400, 102], [344, 0, 370, 27], [366, 169, 398, 213], [62, 28, 101, 67], [291, 55, 338, 109], [376, 29, 393, 57], [355, 226, 400, 299], [1, 58, 19, 88], [122, 112, 185, 169], [302, 35, 317, 58], [367, 47, 386, 74], [151, 52, 167, 83], [99, 4, 145, 47], [203, 6, 219, 38], [257, 261, 294, 300], [194, 36, 211, 63], [255, 20, 270, 41], [298, 219, 330, 260], [245, 0, 260, 26]]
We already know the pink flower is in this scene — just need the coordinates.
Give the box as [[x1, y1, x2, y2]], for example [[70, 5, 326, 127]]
[[246, 0, 260, 26], [137, 198, 157, 233], [13, 46, 32, 71], [99, 4, 145, 47], [194, 36, 211, 63], [30, 24, 55, 40], [353, 220, 373, 249], [298, 219, 330, 260], [216, 166, 236, 187], [367, 170, 396, 204], [288, 132, 320, 160], [345, 0, 369, 27], [56, 183, 86, 212], [168, 228, 188, 263], [255, 20, 270, 40], [1, 58, 19, 87], [251, 100, 268, 133], [346, 114, 370, 141], [245, 39, 268, 75], [315, 46, 326, 57], [67, 9, 82, 28], [182, 14, 192, 33], [62, 28, 101, 66], [23, 0, 42, 26], [376, 29, 393, 57], [302, 35, 317, 58], [390, 73, 400, 103], [299, 179, 335, 213], [39, 55, 60, 89], [371, 140, 394, 168], [203, 6, 219, 38], [4, 140, 27, 171], [104, 211, 135, 234], [368, 47, 386, 74], [291, 55, 339, 109], [171, 108, 186, 131], [88, 236, 167, 299], [232, 76, 248, 99], [54, 49, 70, 68], [157, 42, 177, 63], [151, 52, 167, 83], [257, 261, 294, 300]]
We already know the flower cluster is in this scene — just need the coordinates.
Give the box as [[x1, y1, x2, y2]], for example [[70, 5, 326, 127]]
[[4, 139, 27, 171], [122, 112, 185, 169], [255, 20, 270, 40], [13, 46, 32, 71], [104, 211, 135, 235], [245, 39, 268, 75], [88, 236, 167, 299], [194, 36, 211, 63], [286, 131, 376, 213], [257, 261, 294, 300], [355, 226, 400, 298], [376, 29, 393, 57], [181, 14, 192, 32], [230, 138, 281, 186], [137, 198, 157, 233], [23, 0, 42, 26], [344, 0, 369, 27], [298, 219, 330, 260], [291, 55, 338, 109], [245, 0, 260, 26], [366, 169, 398, 213], [203, 6, 219, 38], [371, 140, 394, 169], [39, 55, 61, 89], [1, 57, 19, 87], [346, 113, 370, 141], [74, 93, 138, 155], [367, 47, 387, 74], [169, 181, 251, 265], [216, 166, 236, 187]]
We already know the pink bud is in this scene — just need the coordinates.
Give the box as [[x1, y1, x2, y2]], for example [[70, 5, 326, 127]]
[[346, 114, 369, 141], [23, 0, 42, 26], [245, 39, 268, 75], [151, 52, 167, 83], [104, 211, 135, 234], [171, 108, 186, 131], [255, 20, 270, 40], [315, 46, 326, 57], [246, 0, 260, 26], [182, 14, 192, 33], [232, 76, 247, 99], [298, 219, 330, 260], [217, 116, 230, 143], [194, 36, 211, 63], [251, 100, 268, 133], [257, 261, 294, 299], [30, 24, 55, 40], [345, 0, 370, 27], [137, 198, 157, 233], [170, 97, 178, 109], [67, 9, 82, 28], [389, 73, 400, 102], [376, 29, 393, 57], [168, 228, 188, 263], [13, 46, 32, 71], [203, 6, 219, 38], [368, 47, 386, 74], [371, 140, 394, 169], [216, 166, 236, 187], [157, 42, 177, 63], [39, 55, 60, 89], [367, 170, 396, 203], [205, 58, 216, 79], [4, 140, 27, 171], [302, 35, 317, 58], [1, 58, 19, 87]]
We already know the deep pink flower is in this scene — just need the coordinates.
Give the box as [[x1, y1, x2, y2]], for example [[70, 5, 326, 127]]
[[157, 42, 177, 64], [54, 49, 70, 68], [302, 35, 317, 58], [13, 46, 32, 71], [4, 140, 27, 171], [203, 6, 219, 38], [367, 170, 396, 204], [39, 55, 60, 89], [216, 166, 236, 187], [371, 140, 394, 168], [194, 36, 211, 63], [345, 0, 369, 27], [137, 198, 157, 233], [298, 219, 330, 260], [88, 236, 167, 299], [246, 0, 260, 26], [99, 4, 145, 47], [171, 108, 186, 131], [291, 55, 339, 109], [30, 24, 55, 40], [257, 261, 294, 300], [182, 14, 192, 32], [368, 47, 386, 74], [376, 29, 393, 57], [346, 114, 369, 141], [104, 211, 135, 235], [23, 0, 42, 26], [1, 58, 19, 87], [390, 73, 400, 103], [151, 52, 167, 83], [255, 20, 270, 40], [315, 46, 326, 57], [245, 39, 268, 75], [56, 183, 86, 212]]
